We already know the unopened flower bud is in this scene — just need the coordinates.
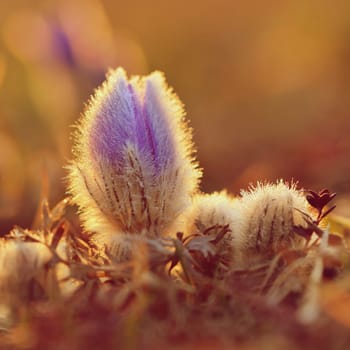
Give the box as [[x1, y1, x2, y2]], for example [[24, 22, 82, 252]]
[[187, 191, 238, 236], [233, 181, 311, 268], [68, 68, 201, 246], [185, 191, 239, 274]]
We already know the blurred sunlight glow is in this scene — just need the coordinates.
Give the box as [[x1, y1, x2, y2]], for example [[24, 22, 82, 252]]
[[1, 0, 350, 229]]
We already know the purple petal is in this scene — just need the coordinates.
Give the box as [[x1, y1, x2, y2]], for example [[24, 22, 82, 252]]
[[87, 70, 177, 176], [141, 75, 176, 170], [88, 71, 139, 168]]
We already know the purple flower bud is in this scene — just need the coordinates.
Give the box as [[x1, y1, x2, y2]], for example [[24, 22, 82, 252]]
[[68, 68, 201, 241]]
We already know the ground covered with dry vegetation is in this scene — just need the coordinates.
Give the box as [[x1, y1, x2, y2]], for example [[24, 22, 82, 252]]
[[0, 188, 350, 350]]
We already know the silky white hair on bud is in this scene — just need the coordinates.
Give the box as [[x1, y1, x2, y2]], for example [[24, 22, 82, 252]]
[[187, 191, 238, 235], [184, 191, 239, 271], [67, 68, 201, 252], [232, 181, 311, 268]]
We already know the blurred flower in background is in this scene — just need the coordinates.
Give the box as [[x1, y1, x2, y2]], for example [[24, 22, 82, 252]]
[[1, 0, 350, 232]]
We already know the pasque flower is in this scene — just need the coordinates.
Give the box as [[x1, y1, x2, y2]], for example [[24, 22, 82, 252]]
[[68, 68, 201, 242], [184, 191, 239, 275], [232, 181, 312, 268]]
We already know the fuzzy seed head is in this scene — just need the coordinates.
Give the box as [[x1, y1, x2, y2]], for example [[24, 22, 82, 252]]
[[233, 181, 311, 268], [68, 68, 201, 243]]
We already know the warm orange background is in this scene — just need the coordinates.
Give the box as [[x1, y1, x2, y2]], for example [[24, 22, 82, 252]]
[[1, 0, 350, 231]]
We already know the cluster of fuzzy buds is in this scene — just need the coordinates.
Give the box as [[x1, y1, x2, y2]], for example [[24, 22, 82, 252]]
[[68, 68, 201, 257], [68, 67, 327, 276]]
